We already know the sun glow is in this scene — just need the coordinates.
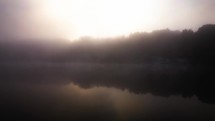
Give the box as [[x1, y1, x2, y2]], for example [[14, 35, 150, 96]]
[[40, 0, 164, 40]]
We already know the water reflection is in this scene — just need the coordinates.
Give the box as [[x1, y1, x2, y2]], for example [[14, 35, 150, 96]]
[[1, 63, 214, 103], [64, 83, 215, 121], [1, 63, 215, 121], [1, 82, 215, 121]]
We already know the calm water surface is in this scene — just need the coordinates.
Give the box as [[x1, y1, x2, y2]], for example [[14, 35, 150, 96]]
[[0, 63, 215, 121]]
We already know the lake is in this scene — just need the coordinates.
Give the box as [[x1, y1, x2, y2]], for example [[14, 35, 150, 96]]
[[0, 63, 215, 121]]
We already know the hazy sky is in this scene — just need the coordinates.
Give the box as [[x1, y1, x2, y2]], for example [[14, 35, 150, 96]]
[[0, 0, 215, 40]]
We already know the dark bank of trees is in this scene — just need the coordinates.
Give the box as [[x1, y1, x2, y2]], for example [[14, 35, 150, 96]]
[[0, 24, 215, 66]]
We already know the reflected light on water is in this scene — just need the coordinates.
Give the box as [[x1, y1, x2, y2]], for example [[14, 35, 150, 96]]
[[62, 82, 214, 120], [1, 81, 215, 121]]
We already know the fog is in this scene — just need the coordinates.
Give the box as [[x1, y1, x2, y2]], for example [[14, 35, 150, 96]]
[[1, 0, 215, 40], [0, 11, 215, 120]]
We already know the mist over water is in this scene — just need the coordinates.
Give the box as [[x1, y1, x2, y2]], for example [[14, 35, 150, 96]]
[[1, 0, 215, 120], [1, 25, 215, 121]]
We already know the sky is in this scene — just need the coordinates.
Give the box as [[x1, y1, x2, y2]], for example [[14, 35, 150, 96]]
[[0, 0, 215, 41]]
